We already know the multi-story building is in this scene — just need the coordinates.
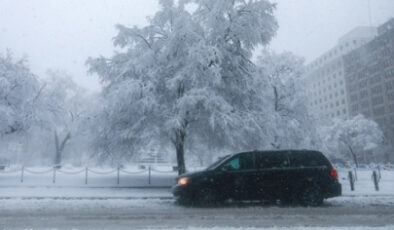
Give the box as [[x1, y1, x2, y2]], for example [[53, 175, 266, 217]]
[[305, 27, 377, 119], [344, 18, 394, 147]]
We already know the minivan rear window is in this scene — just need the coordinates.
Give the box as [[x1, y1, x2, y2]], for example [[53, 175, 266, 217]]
[[289, 151, 331, 168]]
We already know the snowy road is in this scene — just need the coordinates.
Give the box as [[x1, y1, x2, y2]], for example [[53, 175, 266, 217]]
[[1, 196, 394, 229]]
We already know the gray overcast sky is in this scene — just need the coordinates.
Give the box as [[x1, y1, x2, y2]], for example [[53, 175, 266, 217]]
[[0, 0, 393, 91]]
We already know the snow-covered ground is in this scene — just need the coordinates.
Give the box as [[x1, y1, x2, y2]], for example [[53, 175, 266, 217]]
[[337, 169, 394, 196], [0, 165, 177, 187], [0, 187, 172, 199], [1, 167, 394, 229], [144, 227, 394, 230], [1, 166, 393, 194], [145, 227, 394, 230], [1, 195, 394, 229]]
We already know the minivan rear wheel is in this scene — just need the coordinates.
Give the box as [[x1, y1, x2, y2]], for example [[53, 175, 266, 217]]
[[301, 185, 323, 207]]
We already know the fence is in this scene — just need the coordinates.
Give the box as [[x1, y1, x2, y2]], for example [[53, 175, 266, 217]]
[[0, 166, 177, 187], [1, 166, 393, 192]]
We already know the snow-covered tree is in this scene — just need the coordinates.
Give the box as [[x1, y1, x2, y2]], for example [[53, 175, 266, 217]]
[[38, 70, 93, 166], [320, 115, 385, 167], [256, 50, 320, 150], [88, 0, 278, 174], [0, 52, 43, 163], [0, 52, 41, 136]]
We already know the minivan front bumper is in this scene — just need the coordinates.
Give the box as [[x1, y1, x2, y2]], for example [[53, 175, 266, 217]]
[[172, 184, 193, 200]]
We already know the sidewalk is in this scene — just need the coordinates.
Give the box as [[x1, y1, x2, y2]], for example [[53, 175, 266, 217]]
[[0, 187, 173, 200]]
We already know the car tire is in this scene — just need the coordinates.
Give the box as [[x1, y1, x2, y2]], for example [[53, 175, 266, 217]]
[[301, 184, 323, 207], [176, 196, 193, 206], [195, 188, 221, 206], [280, 196, 295, 206]]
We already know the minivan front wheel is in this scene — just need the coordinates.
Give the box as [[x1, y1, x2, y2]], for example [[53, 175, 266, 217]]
[[195, 188, 221, 206], [301, 185, 323, 207]]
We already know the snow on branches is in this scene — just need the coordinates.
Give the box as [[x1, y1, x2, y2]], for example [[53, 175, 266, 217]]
[[88, 0, 279, 173]]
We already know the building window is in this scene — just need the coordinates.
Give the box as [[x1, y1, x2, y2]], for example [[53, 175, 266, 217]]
[[349, 84, 357, 92], [361, 100, 369, 107], [343, 109, 347, 114], [371, 85, 382, 95], [363, 110, 371, 117], [390, 104, 394, 113], [351, 104, 359, 112], [386, 81, 394, 91], [350, 94, 358, 101], [372, 96, 384, 106], [388, 92, 394, 100], [359, 80, 368, 89], [360, 90, 368, 99], [373, 106, 385, 116], [369, 75, 382, 85]]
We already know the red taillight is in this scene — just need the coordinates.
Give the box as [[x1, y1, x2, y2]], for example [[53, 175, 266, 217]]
[[330, 168, 338, 180]]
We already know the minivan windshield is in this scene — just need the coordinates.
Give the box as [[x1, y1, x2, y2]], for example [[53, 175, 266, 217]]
[[206, 155, 232, 170]]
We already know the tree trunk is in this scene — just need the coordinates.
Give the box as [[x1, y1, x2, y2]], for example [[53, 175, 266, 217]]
[[173, 121, 188, 175], [348, 144, 359, 168], [175, 139, 186, 175], [273, 86, 279, 112], [54, 131, 71, 167]]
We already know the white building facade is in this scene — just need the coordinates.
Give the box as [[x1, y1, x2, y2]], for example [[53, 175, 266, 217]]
[[305, 27, 377, 120]]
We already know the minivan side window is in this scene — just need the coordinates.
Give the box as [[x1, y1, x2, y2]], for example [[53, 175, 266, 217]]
[[228, 157, 240, 170], [221, 153, 254, 171], [255, 152, 289, 169]]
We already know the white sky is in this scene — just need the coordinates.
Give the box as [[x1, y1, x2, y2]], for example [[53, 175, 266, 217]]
[[0, 0, 393, 91]]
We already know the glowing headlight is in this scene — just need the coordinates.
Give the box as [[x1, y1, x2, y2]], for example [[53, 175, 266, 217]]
[[178, 177, 190, 185]]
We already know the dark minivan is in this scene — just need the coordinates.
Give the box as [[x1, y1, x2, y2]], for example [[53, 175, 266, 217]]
[[172, 150, 341, 206]]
